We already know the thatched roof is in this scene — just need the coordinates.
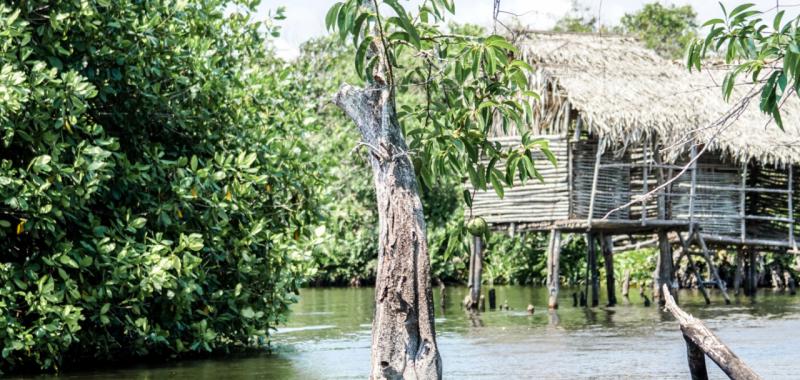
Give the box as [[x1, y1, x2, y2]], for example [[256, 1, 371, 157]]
[[517, 32, 800, 167]]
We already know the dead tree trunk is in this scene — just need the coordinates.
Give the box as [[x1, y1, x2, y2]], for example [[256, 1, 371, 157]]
[[601, 234, 617, 306], [334, 60, 441, 379], [546, 229, 562, 309], [662, 285, 762, 380]]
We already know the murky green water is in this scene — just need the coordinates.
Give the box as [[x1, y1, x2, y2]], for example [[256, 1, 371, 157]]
[[21, 286, 800, 379]]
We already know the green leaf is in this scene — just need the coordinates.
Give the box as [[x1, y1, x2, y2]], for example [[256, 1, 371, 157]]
[[489, 171, 504, 199], [355, 37, 371, 79], [326, 2, 342, 31], [463, 189, 472, 207]]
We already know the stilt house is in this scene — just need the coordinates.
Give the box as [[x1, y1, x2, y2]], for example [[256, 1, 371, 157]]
[[466, 32, 800, 309]]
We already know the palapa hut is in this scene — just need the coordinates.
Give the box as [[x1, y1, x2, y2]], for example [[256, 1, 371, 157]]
[[465, 32, 800, 309]]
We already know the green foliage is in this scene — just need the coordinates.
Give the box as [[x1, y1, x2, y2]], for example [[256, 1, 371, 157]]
[[618, 3, 698, 59], [292, 37, 379, 285], [686, 2, 795, 128], [325, 0, 552, 200], [0, 1, 317, 372]]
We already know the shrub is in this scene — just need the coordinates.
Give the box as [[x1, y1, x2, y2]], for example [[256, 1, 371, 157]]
[[0, 1, 317, 372]]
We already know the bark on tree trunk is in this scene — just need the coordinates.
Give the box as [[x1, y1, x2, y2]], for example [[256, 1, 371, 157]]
[[334, 78, 442, 378]]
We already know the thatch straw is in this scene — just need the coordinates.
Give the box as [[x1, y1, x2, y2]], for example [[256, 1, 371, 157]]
[[516, 32, 800, 167]]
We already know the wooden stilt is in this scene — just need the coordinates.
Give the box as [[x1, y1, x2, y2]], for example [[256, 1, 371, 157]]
[[488, 288, 496, 309], [784, 271, 796, 295], [469, 235, 484, 309], [695, 232, 731, 304], [678, 232, 711, 305], [622, 269, 631, 304], [546, 229, 562, 309], [601, 234, 617, 306], [655, 230, 675, 306], [734, 248, 744, 296], [587, 232, 599, 307], [747, 249, 757, 297]]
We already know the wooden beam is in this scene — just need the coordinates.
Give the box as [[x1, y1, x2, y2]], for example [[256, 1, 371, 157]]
[[695, 231, 731, 304], [678, 232, 711, 305]]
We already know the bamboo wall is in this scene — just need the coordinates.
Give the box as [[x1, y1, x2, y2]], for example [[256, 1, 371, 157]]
[[672, 154, 741, 236], [468, 135, 570, 225], [571, 140, 630, 220]]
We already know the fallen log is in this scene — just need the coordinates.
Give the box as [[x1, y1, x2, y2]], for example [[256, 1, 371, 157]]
[[662, 285, 762, 380]]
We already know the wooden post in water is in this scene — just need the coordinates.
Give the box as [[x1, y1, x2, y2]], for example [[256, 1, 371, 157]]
[[663, 285, 762, 380], [621, 269, 631, 304], [684, 334, 709, 380], [587, 233, 600, 307], [695, 231, 731, 304], [654, 229, 675, 306], [746, 249, 757, 297], [469, 235, 484, 309], [734, 248, 744, 296], [546, 229, 562, 309], [601, 234, 617, 306], [488, 288, 496, 309], [677, 232, 711, 305]]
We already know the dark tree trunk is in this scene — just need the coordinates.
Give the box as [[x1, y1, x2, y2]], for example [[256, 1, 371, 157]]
[[334, 71, 441, 378]]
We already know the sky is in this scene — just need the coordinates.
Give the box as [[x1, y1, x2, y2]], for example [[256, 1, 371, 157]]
[[256, 0, 799, 59]]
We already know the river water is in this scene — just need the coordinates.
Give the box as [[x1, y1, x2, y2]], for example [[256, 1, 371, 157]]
[[28, 286, 800, 379]]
